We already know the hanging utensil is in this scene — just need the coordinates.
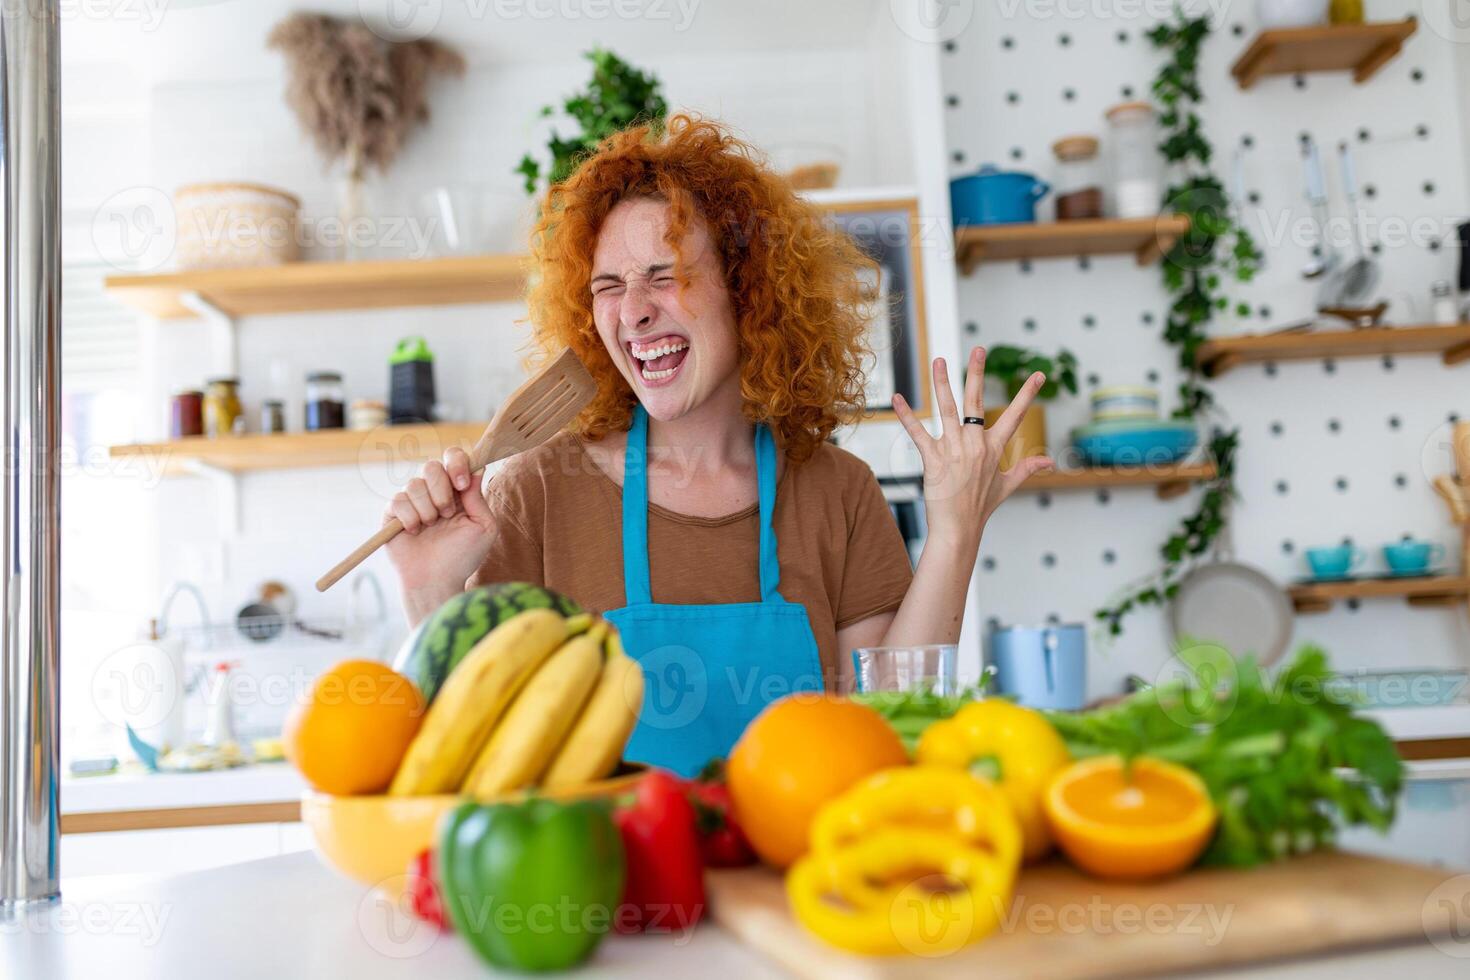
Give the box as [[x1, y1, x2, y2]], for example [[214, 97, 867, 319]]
[[1327, 140, 1381, 311], [315, 347, 598, 592], [1230, 148, 1263, 271], [1301, 136, 1336, 283]]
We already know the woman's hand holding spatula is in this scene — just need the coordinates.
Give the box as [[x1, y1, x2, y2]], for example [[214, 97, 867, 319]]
[[384, 445, 499, 623]]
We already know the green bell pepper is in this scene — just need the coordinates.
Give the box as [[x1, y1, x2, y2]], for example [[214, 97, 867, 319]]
[[437, 798, 625, 972]]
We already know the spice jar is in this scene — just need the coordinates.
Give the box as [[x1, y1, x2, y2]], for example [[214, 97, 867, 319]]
[[1051, 135, 1103, 221], [305, 372, 345, 431], [260, 399, 286, 434], [349, 399, 387, 432], [203, 378, 242, 437], [1105, 102, 1164, 219], [171, 390, 203, 438]]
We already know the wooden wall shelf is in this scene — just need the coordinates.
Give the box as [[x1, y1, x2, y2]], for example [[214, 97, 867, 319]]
[[1196, 324, 1470, 377], [1289, 575, 1470, 614], [1230, 18, 1417, 90], [955, 216, 1189, 275], [1019, 461, 1217, 499], [109, 422, 489, 475], [104, 254, 529, 319]]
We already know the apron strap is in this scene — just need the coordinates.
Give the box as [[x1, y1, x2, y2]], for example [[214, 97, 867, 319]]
[[754, 423, 782, 603], [621, 405, 654, 606], [621, 404, 783, 606]]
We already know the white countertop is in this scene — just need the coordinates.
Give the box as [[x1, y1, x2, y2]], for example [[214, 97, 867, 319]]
[[2, 852, 1463, 979], [2, 852, 783, 979], [61, 762, 303, 814]]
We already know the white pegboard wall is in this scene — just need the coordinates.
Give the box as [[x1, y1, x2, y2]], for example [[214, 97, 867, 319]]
[[940, 1, 1470, 696]]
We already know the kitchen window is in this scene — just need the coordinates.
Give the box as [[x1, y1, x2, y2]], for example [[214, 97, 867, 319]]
[[60, 258, 156, 761]]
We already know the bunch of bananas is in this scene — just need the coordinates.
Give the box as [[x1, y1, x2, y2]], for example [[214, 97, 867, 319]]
[[389, 610, 644, 797]]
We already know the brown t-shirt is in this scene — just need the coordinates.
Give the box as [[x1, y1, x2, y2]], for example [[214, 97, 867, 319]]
[[467, 432, 913, 687]]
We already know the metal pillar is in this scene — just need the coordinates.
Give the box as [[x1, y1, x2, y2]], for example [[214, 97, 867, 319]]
[[0, 0, 63, 911]]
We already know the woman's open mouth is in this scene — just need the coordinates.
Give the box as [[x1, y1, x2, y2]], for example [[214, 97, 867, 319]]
[[629, 335, 690, 387]]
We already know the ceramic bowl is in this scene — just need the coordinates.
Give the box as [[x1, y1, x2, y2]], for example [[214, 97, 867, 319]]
[[1071, 418, 1198, 466], [1090, 385, 1159, 422], [301, 764, 647, 890]]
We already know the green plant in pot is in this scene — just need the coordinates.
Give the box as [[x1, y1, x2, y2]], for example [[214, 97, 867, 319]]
[[516, 48, 668, 195], [982, 345, 1078, 469]]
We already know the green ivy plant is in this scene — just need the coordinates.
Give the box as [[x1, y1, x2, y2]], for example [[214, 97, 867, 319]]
[[1096, 10, 1262, 636], [516, 48, 668, 195], [984, 345, 1079, 401]]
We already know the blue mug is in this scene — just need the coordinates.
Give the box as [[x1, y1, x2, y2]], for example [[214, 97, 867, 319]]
[[987, 623, 1086, 710], [1305, 545, 1363, 581], [1382, 540, 1445, 575]]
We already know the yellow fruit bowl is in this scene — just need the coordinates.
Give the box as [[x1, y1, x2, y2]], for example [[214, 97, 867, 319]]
[[300, 764, 648, 889]]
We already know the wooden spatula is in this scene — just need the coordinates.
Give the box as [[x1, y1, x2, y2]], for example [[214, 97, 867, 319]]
[[315, 348, 597, 592]]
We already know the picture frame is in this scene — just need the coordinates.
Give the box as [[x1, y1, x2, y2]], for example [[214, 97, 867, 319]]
[[822, 196, 931, 422]]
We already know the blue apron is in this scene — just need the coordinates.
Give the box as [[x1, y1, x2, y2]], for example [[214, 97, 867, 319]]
[[605, 405, 824, 777]]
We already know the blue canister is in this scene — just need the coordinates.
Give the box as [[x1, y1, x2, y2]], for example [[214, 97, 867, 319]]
[[950, 166, 1051, 226], [987, 623, 1086, 710]]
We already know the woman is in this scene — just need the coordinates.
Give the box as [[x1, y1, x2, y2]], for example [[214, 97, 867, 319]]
[[386, 115, 1052, 775]]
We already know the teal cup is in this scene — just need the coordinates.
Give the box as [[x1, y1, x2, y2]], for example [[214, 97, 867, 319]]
[[1382, 540, 1445, 575], [1305, 545, 1363, 580]]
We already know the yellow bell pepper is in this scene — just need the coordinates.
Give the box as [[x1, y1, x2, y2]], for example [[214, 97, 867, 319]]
[[916, 699, 1071, 862], [809, 766, 1022, 878], [786, 766, 1022, 957], [786, 828, 1015, 957]]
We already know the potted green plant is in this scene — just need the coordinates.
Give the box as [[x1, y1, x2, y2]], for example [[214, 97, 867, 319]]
[[982, 344, 1079, 469], [516, 48, 668, 195]]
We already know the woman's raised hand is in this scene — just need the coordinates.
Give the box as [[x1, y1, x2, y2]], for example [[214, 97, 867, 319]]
[[891, 346, 1054, 550], [384, 446, 497, 617]]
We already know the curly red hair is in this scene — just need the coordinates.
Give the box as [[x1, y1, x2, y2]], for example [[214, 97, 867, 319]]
[[524, 113, 874, 462]]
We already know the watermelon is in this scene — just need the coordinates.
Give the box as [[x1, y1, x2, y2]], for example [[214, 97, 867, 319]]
[[393, 582, 581, 704]]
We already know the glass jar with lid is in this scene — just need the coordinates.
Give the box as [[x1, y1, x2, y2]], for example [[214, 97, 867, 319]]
[[203, 378, 242, 437], [1104, 101, 1164, 219], [305, 371, 345, 431], [1051, 135, 1103, 221]]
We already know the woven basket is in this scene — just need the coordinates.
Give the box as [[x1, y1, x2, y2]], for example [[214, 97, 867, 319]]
[[173, 182, 301, 270]]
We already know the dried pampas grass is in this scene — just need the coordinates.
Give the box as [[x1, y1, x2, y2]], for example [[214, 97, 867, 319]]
[[268, 12, 465, 178]]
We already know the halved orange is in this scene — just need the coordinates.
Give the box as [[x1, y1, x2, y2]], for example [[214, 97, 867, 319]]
[[1043, 755, 1217, 880]]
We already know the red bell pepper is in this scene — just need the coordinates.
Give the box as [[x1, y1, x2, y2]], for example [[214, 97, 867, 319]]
[[613, 769, 706, 933], [685, 761, 756, 868], [406, 848, 450, 931]]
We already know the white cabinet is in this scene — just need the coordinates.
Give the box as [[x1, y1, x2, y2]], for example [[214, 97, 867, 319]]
[[1339, 759, 1470, 869], [63, 822, 310, 879]]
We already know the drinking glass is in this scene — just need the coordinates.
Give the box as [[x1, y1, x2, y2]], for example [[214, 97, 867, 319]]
[[852, 645, 958, 696]]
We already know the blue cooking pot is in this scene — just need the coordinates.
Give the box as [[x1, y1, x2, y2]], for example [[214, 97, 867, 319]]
[[986, 622, 1086, 710], [950, 166, 1050, 226]]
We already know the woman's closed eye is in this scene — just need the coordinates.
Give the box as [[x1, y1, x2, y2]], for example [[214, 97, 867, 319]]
[[592, 279, 625, 297]]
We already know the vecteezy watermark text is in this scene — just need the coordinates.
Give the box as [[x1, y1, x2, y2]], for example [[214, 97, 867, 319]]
[[993, 0, 1234, 23]]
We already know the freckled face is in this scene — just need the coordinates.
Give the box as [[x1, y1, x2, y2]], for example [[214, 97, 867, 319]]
[[589, 197, 741, 423]]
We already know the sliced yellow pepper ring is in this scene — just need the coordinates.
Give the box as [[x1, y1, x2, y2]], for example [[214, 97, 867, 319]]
[[808, 766, 1022, 879], [787, 828, 1015, 957]]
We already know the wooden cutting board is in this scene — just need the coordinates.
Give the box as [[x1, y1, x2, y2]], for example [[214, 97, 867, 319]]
[[708, 851, 1470, 979]]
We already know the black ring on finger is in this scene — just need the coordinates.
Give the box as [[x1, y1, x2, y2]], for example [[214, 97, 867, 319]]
[[963, 416, 985, 426]]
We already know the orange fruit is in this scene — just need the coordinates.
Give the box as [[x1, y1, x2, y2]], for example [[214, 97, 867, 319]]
[[727, 694, 909, 868], [1043, 755, 1217, 880], [284, 659, 425, 795]]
